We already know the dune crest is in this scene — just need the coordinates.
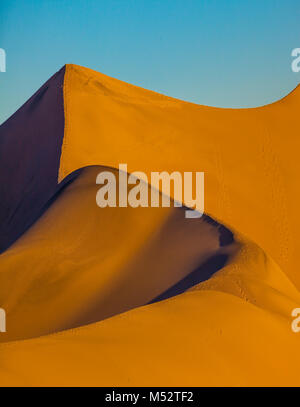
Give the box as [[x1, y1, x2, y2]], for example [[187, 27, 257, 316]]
[[0, 65, 300, 386]]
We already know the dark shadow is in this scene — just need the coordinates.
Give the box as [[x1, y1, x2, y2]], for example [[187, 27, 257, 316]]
[[0, 168, 83, 254], [149, 214, 234, 304], [150, 253, 228, 304]]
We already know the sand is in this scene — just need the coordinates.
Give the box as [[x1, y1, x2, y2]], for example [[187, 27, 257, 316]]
[[0, 64, 299, 386]]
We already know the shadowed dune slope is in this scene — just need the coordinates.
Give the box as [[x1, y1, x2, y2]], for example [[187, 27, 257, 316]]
[[0, 65, 300, 386], [0, 67, 66, 253]]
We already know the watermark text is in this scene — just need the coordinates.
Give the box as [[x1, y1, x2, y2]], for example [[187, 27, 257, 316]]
[[0, 49, 6, 72], [291, 48, 300, 73], [96, 164, 204, 218], [0, 308, 6, 332]]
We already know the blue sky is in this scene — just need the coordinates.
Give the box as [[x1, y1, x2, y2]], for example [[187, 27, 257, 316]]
[[0, 0, 300, 123]]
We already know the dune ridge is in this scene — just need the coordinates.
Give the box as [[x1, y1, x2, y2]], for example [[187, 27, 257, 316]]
[[0, 65, 299, 386]]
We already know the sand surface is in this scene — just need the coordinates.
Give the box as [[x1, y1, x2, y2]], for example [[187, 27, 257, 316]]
[[0, 65, 299, 386]]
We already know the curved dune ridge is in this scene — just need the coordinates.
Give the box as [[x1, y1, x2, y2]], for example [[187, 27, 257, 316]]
[[0, 64, 300, 386]]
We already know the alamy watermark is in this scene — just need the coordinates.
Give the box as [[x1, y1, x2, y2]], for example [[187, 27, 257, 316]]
[[291, 308, 300, 333], [291, 48, 300, 73], [0, 48, 6, 72], [0, 308, 6, 332], [96, 164, 204, 218]]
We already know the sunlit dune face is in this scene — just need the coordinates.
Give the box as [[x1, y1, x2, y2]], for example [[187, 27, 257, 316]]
[[0, 166, 238, 342]]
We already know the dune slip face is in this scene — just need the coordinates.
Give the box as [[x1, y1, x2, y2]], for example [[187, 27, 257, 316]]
[[0, 66, 66, 254], [0, 65, 300, 386]]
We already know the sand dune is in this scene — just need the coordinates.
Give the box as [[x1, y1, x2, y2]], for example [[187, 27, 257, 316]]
[[0, 64, 299, 386], [0, 166, 237, 342]]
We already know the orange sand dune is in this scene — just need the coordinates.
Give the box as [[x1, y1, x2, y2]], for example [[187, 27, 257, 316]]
[[0, 64, 299, 386], [0, 166, 237, 342]]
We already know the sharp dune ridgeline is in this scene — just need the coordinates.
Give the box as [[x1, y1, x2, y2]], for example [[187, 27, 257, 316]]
[[0, 64, 300, 386]]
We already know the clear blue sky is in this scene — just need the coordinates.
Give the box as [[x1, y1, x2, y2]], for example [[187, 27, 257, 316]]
[[0, 0, 299, 124]]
